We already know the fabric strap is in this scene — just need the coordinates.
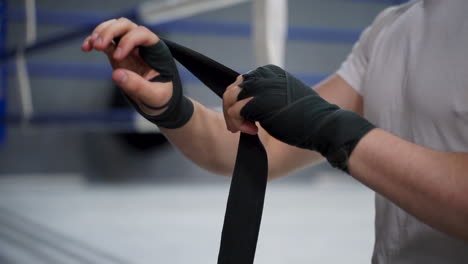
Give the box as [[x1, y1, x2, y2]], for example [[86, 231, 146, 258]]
[[158, 38, 269, 264]]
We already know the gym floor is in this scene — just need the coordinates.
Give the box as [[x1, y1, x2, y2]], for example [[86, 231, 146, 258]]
[[0, 153, 374, 264]]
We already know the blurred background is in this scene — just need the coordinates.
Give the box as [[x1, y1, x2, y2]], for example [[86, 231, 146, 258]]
[[0, 0, 405, 263]]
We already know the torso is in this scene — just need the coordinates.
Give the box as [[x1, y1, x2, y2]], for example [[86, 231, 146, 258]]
[[360, 1, 468, 262]]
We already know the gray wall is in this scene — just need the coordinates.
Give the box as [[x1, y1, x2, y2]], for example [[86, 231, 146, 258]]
[[0, 0, 391, 180]]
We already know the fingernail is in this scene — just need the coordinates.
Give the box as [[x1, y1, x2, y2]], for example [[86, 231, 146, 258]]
[[115, 70, 128, 84], [115, 47, 123, 58], [91, 33, 99, 40]]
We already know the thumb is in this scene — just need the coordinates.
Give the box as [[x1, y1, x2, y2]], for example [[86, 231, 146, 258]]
[[112, 68, 173, 115]]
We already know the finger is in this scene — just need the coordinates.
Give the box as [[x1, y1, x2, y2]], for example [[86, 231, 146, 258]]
[[228, 97, 254, 121], [112, 68, 172, 115], [226, 97, 256, 133], [114, 26, 159, 60], [93, 17, 138, 51], [223, 75, 244, 132], [81, 36, 93, 52], [223, 83, 243, 115], [103, 43, 116, 58], [92, 19, 118, 36], [226, 75, 244, 92], [223, 75, 244, 109], [223, 76, 241, 131], [88, 19, 117, 48], [240, 121, 259, 135]]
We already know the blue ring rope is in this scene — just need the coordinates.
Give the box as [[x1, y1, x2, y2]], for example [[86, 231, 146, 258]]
[[0, 8, 139, 61]]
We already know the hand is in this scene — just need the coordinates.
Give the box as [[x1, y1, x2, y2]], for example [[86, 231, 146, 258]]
[[81, 18, 194, 129], [81, 18, 171, 116], [223, 75, 259, 135], [225, 65, 375, 171]]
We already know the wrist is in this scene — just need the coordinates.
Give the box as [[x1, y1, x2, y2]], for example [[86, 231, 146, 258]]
[[133, 39, 194, 129], [317, 109, 376, 172], [139, 95, 194, 129]]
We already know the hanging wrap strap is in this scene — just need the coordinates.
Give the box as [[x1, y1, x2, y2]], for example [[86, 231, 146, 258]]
[[147, 38, 269, 264]]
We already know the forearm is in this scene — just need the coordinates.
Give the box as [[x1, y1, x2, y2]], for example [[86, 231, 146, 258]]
[[349, 128, 468, 241], [160, 99, 323, 178], [160, 99, 240, 176], [258, 128, 324, 179]]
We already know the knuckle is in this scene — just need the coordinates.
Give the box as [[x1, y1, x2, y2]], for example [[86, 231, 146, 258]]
[[97, 18, 112, 26], [230, 85, 241, 95], [222, 90, 231, 102], [136, 26, 159, 44], [96, 19, 115, 31], [136, 25, 148, 32], [118, 17, 137, 28], [117, 17, 129, 23]]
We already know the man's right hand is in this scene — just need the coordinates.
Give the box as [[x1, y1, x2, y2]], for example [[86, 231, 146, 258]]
[[81, 18, 173, 117]]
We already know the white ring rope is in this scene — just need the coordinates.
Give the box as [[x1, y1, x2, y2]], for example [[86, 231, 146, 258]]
[[15, 51, 33, 122], [17, 0, 36, 122], [25, 0, 37, 45]]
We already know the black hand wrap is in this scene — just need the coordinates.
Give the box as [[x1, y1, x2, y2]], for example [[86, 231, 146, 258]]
[[238, 65, 376, 172], [126, 40, 194, 128], [159, 38, 269, 264]]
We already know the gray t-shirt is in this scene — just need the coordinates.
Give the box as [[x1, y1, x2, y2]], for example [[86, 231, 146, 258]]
[[336, 0, 468, 263]]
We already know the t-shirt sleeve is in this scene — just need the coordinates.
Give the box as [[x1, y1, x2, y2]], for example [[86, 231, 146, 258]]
[[336, 4, 406, 95], [335, 26, 373, 95]]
